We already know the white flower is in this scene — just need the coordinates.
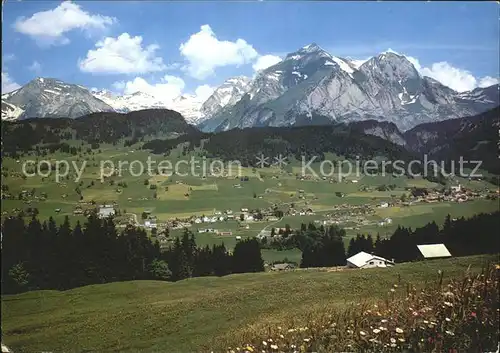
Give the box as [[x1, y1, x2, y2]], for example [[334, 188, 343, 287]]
[[446, 330, 455, 336], [262, 341, 267, 346], [373, 328, 381, 334], [381, 319, 388, 323], [360, 331, 366, 336], [303, 338, 310, 342], [445, 317, 451, 322], [270, 344, 278, 350], [395, 327, 404, 334], [390, 338, 396, 343]]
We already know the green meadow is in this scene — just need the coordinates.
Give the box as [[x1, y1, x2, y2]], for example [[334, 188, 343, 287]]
[[2, 142, 498, 263]]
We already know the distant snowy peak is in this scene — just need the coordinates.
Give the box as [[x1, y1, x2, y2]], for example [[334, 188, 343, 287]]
[[199, 76, 251, 121], [91, 90, 205, 125], [2, 77, 114, 120]]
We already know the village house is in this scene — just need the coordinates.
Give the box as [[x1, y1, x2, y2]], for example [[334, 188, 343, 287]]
[[98, 205, 115, 219], [346, 251, 395, 269], [144, 219, 157, 229], [270, 263, 296, 271]]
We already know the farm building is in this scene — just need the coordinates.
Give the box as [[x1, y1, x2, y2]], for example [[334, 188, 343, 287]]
[[417, 244, 452, 259], [98, 205, 115, 219], [218, 231, 233, 236], [346, 251, 395, 269]]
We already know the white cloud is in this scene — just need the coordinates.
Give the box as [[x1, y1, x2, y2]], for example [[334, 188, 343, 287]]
[[180, 24, 259, 79], [252, 55, 282, 72], [1, 72, 21, 93], [112, 75, 185, 102], [478, 76, 499, 88], [28, 61, 42, 74], [78, 33, 166, 74], [194, 84, 215, 101], [419, 62, 479, 92], [14, 1, 115, 46]]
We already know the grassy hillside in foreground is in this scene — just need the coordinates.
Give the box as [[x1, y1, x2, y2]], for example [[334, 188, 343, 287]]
[[2, 254, 498, 353]]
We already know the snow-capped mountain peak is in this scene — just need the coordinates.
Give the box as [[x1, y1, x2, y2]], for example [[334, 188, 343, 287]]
[[198, 76, 251, 122], [2, 77, 114, 120]]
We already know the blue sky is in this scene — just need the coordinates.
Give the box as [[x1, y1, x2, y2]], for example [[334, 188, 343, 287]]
[[2, 1, 499, 99]]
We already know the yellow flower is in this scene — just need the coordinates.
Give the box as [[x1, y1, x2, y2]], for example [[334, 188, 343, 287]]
[[245, 346, 254, 352]]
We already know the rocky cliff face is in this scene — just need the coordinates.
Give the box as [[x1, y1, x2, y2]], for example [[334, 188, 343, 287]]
[[200, 45, 499, 132]]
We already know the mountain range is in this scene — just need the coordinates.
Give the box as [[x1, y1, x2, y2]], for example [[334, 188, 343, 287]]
[[2, 44, 498, 132]]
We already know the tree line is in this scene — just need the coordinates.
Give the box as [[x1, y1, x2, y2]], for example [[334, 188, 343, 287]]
[[260, 211, 499, 268], [1, 215, 264, 294]]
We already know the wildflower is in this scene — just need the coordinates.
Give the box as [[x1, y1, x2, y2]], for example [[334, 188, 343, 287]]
[[412, 311, 419, 316], [398, 337, 405, 342], [390, 344, 397, 348], [390, 288, 396, 292], [390, 338, 396, 343], [373, 328, 381, 334], [445, 330, 455, 336], [423, 320, 429, 324], [444, 301, 453, 307], [245, 347, 254, 352], [360, 331, 366, 336], [279, 334, 284, 339], [262, 341, 267, 346], [471, 312, 477, 318], [277, 326, 282, 330], [379, 326, 387, 331], [287, 329, 296, 333], [395, 328, 404, 334], [303, 338, 310, 342], [270, 344, 278, 350], [381, 319, 388, 323], [445, 317, 451, 322]]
